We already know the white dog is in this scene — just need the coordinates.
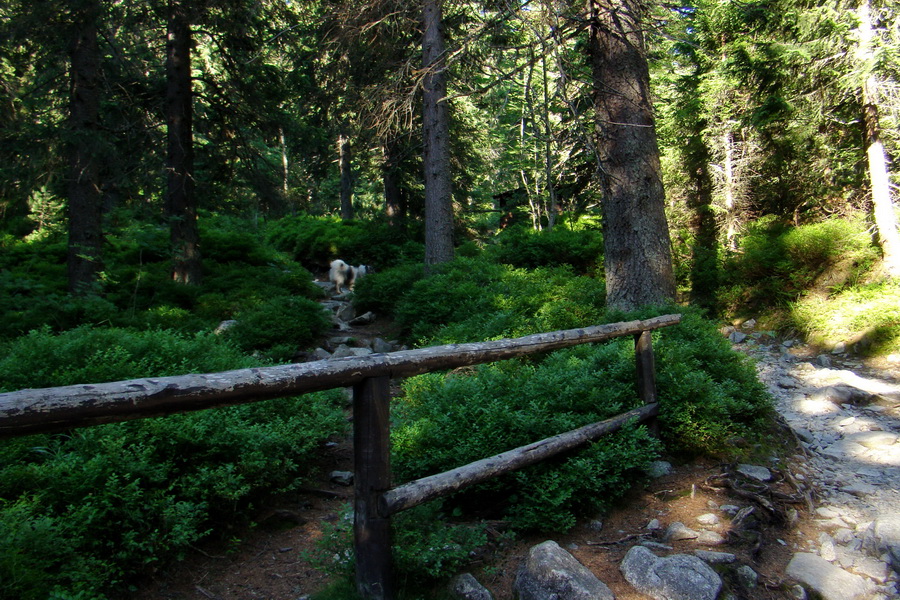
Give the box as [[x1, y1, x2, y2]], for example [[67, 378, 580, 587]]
[[329, 259, 368, 294]]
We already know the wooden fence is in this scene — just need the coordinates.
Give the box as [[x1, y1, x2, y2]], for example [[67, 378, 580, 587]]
[[0, 313, 681, 599]]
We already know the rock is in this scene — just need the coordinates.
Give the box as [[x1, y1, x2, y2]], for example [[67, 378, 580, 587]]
[[737, 464, 772, 482], [371, 337, 395, 354], [696, 530, 726, 546], [335, 303, 356, 322], [214, 319, 238, 334], [719, 504, 740, 516], [620, 545, 722, 600], [847, 431, 898, 449], [646, 519, 662, 531], [735, 564, 758, 589], [646, 460, 673, 478], [515, 540, 614, 600], [665, 522, 699, 541], [331, 345, 373, 359], [729, 331, 748, 344], [694, 550, 736, 564], [697, 513, 720, 526], [817, 354, 834, 368], [786, 553, 872, 600], [329, 470, 354, 486], [349, 311, 376, 325], [872, 516, 900, 566], [832, 342, 847, 355], [742, 318, 757, 329], [310, 347, 332, 361], [449, 573, 493, 600]]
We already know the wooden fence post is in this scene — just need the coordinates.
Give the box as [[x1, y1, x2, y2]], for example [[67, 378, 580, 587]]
[[353, 376, 394, 600], [634, 330, 659, 437]]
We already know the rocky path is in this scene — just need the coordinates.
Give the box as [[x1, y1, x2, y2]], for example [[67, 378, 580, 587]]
[[728, 321, 900, 600]]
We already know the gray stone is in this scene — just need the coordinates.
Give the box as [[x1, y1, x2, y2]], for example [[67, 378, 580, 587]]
[[719, 504, 741, 516], [335, 303, 356, 322], [786, 553, 872, 600], [665, 522, 699, 541], [371, 337, 395, 354], [696, 530, 726, 546], [449, 573, 493, 600], [729, 331, 748, 344], [646, 460, 673, 478], [329, 470, 354, 486], [620, 546, 722, 600], [735, 565, 758, 589], [872, 516, 900, 566], [310, 347, 332, 361], [694, 550, 736, 564], [349, 311, 376, 325], [853, 556, 891, 583], [646, 518, 662, 531], [697, 513, 720, 526], [818, 354, 834, 368], [214, 319, 238, 334], [737, 464, 772, 482], [331, 345, 373, 359], [514, 540, 614, 600]]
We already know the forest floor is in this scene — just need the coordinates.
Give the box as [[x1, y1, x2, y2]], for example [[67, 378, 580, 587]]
[[132, 309, 900, 600]]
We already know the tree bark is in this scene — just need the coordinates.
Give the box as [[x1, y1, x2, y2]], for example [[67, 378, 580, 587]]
[[66, 0, 103, 295], [382, 138, 406, 227], [422, 0, 454, 268], [588, 0, 676, 311], [165, 0, 202, 285], [857, 0, 900, 278], [339, 133, 354, 220]]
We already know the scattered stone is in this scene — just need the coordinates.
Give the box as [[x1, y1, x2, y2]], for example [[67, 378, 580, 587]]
[[694, 550, 736, 564], [696, 530, 726, 546], [310, 347, 332, 361], [449, 573, 493, 600], [349, 311, 376, 325], [588, 519, 604, 532], [848, 431, 898, 449], [620, 546, 722, 600], [640, 541, 674, 551], [871, 516, 900, 566], [646, 518, 662, 531], [329, 470, 354, 486], [719, 504, 740, 516], [832, 342, 847, 355], [515, 541, 614, 600], [786, 553, 872, 600], [737, 464, 772, 482], [371, 337, 395, 354], [697, 513, 720, 526], [735, 564, 758, 589], [646, 460, 673, 478], [729, 331, 748, 344], [665, 522, 699, 542], [214, 319, 238, 334], [742, 318, 757, 329], [331, 345, 373, 359], [853, 556, 891, 583], [817, 354, 834, 368]]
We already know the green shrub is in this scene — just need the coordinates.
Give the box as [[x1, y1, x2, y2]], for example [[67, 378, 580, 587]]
[[264, 215, 421, 270], [0, 327, 347, 599], [307, 501, 488, 587], [386, 257, 605, 344], [352, 262, 426, 317], [790, 280, 900, 355], [222, 296, 331, 361], [486, 225, 602, 273], [391, 306, 772, 531], [392, 343, 662, 532], [720, 215, 879, 312]]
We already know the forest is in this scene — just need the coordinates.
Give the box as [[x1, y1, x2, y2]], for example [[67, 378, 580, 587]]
[[1, 0, 899, 598]]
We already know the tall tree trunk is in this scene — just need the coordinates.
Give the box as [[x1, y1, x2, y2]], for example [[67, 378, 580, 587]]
[[588, 0, 675, 311], [857, 0, 900, 278], [66, 0, 103, 295], [165, 0, 201, 285], [339, 133, 354, 221], [722, 130, 738, 251], [541, 52, 558, 230], [383, 138, 405, 228], [280, 126, 293, 215], [422, 0, 454, 268]]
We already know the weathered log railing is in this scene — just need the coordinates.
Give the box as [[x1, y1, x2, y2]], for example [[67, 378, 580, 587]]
[[0, 313, 681, 599]]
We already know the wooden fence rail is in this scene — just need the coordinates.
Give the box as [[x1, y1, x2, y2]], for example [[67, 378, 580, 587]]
[[0, 313, 681, 600]]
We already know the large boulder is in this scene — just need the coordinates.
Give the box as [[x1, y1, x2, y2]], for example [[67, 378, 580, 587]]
[[514, 540, 614, 600], [786, 553, 872, 600], [620, 545, 721, 600]]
